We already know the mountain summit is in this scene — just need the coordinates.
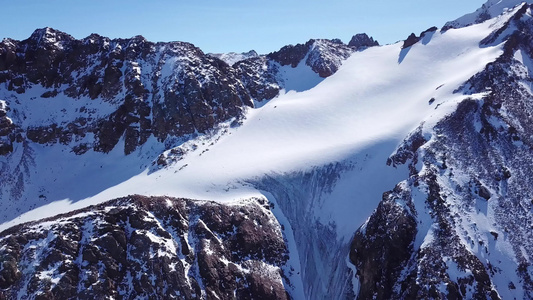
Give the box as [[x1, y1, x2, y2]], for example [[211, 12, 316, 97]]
[[1, 1, 533, 299]]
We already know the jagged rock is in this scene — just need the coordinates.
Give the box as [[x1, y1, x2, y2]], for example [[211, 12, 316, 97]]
[[266, 38, 355, 78], [348, 33, 379, 49], [235, 56, 281, 102], [267, 42, 310, 68], [305, 39, 354, 77], [387, 126, 427, 174], [0, 100, 14, 154], [402, 33, 421, 49], [209, 50, 259, 66], [0, 195, 289, 299], [443, 0, 527, 31], [350, 183, 417, 300]]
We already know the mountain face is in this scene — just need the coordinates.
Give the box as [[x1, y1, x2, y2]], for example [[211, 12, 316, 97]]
[[0, 195, 289, 299], [0, 28, 252, 157], [0, 30, 376, 224], [2, 1, 533, 299], [352, 3, 533, 299], [0, 28, 374, 157]]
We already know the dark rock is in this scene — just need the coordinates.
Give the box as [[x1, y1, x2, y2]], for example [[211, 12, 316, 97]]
[[0, 259, 21, 289], [348, 33, 379, 49], [267, 43, 310, 67], [235, 56, 281, 102], [0, 28, 253, 155], [402, 33, 420, 49], [304, 39, 354, 77], [350, 184, 417, 300], [478, 185, 491, 200], [0, 195, 289, 299], [421, 26, 438, 36]]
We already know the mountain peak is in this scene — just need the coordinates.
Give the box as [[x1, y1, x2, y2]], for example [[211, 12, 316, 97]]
[[348, 33, 379, 49], [27, 27, 74, 47]]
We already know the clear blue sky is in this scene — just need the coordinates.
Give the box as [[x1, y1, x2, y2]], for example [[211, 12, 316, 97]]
[[2, 0, 486, 54]]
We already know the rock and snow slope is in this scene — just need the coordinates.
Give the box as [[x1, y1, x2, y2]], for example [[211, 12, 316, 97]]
[[0, 195, 290, 299], [0, 30, 371, 225], [1, 0, 533, 299]]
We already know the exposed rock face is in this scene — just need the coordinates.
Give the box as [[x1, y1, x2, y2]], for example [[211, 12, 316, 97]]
[[350, 7, 533, 299], [401, 27, 437, 49], [304, 39, 355, 78], [348, 33, 379, 49], [0, 195, 289, 299], [234, 56, 281, 102], [234, 36, 380, 100], [402, 33, 421, 49], [267, 37, 378, 78], [350, 184, 417, 300], [0, 100, 14, 155], [0, 28, 253, 155]]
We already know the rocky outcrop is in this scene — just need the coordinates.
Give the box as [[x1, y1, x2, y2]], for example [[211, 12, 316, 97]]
[[208, 50, 259, 66], [350, 183, 417, 300], [0, 195, 289, 299], [348, 33, 379, 49], [442, 0, 526, 30], [234, 56, 281, 102], [266, 36, 378, 78], [401, 27, 437, 49], [304, 39, 355, 77], [402, 33, 421, 49]]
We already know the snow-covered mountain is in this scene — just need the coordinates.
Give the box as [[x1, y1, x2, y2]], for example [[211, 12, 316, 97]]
[[0, 30, 375, 224], [2, 0, 533, 299]]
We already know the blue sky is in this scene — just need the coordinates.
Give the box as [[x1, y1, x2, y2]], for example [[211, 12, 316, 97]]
[[2, 0, 486, 54]]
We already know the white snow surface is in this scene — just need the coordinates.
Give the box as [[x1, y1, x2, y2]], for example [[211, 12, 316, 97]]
[[445, 0, 529, 29], [0, 15, 507, 237]]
